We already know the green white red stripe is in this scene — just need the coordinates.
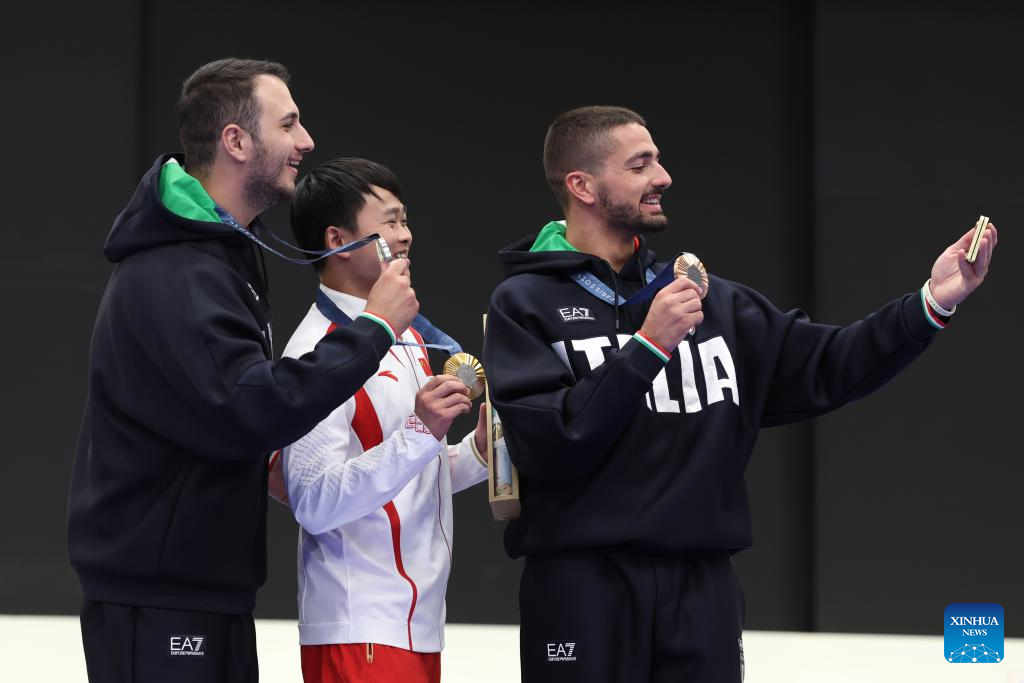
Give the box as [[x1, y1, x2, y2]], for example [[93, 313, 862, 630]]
[[920, 288, 949, 330], [359, 311, 397, 344], [633, 331, 672, 363]]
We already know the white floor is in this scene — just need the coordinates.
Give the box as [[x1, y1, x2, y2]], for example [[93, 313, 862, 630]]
[[1, 615, 1022, 682]]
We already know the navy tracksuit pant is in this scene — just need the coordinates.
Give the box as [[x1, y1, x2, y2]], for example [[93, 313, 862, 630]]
[[80, 601, 258, 683], [519, 552, 745, 683]]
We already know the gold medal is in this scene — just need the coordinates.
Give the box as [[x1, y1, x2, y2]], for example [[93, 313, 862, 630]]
[[443, 352, 486, 400], [375, 237, 393, 263], [673, 252, 709, 299]]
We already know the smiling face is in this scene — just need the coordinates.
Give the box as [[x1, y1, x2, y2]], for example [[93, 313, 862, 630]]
[[591, 123, 672, 235], [243, 75, 314, 211], [334, 185, 412, 294]]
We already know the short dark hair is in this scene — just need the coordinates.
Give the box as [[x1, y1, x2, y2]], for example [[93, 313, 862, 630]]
[[178, 58, 290, 172], [543, 105, 646, 209], [291, 158, 404, 272]]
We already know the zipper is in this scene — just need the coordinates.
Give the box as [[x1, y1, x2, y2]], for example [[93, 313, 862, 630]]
[[366, 642, 374, 664]]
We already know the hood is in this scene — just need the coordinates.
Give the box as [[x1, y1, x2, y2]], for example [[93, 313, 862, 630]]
[[103, 154, 237, 262], [498, 220, 658, 281]]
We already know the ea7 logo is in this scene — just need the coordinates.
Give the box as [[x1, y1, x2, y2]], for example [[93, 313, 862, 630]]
[[558, 307, 595, 323], [169, 635, 206, 657], [546, 642, 577, 662]]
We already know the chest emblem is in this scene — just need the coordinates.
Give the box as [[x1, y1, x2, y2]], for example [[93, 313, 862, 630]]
[[558, 306, 596, 323]]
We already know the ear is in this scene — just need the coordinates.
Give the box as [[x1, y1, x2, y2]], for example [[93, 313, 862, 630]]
[[564, 171, 597, 206], [325, 226, 353, 260], [221, 124, 249, 163]]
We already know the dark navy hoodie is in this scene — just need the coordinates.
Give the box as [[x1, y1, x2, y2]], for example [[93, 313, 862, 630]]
[[68, 155, 395, 614], [483, 222, 938, 560]]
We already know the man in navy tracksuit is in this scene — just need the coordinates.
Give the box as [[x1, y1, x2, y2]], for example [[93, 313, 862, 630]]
[[482, 106, 998, 682], [67, 59, 419, 682]]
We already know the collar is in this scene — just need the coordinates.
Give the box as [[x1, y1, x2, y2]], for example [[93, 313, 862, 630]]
[[319, 283, 367, 321], [531, 219, 642, 256]]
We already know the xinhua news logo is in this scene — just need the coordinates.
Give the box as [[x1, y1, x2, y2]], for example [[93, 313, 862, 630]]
[[945, 603, 1003, 663]]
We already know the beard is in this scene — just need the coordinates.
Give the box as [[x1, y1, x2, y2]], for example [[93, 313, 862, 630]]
[[596, 183, 668, 236], [243, 137, 292, 213]]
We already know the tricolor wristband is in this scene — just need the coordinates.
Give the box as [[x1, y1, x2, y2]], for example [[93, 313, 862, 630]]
[[919, 283, 952, 330], [359, 311, 398, 344], [633, 331, 672, 363], [922, 279, 956, 316]]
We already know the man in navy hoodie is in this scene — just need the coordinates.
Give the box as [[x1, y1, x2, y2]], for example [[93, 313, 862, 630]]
[[483, 106, 998, 683], [67, 58, 419, 683]]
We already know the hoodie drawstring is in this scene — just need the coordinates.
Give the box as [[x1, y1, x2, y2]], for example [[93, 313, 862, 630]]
[[610, 263, 621, 332]]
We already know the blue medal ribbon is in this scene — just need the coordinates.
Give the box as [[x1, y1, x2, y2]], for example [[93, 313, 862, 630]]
[[315, 288, 463, 355], [214, 206, 378, 265], [212, 206, 465, 353], [569, 264, 671, 306]]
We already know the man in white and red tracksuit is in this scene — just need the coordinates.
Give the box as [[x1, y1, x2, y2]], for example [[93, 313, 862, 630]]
[[282, 158, 489, 683], [483, 106, 999, 683]]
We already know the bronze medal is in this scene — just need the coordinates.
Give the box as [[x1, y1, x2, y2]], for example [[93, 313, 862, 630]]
[[673, 252, 709, 299]]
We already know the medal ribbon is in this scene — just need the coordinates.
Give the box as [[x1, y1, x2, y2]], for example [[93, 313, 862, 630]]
[[568, 264, 671, 306], [214, 206, 380, 265], [315, 288, 463, 355]]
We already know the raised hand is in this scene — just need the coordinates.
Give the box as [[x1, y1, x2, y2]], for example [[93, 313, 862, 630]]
[[365, 259, 419, 336], [929, 223, 999, 310], [638, 276, 704, 352]]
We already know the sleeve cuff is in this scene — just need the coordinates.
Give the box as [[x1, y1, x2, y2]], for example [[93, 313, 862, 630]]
[[621, 335, 673, 383], [632, 331, 672, 363], [345, 315, 397, 360], [467, 430, 488, 468], [919, 285, 952, 330], [358, 311, 397, 344], [902, 290, 942, 341], [403, 413, 445, 449]]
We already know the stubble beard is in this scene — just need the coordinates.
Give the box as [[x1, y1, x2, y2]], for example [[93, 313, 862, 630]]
[[597, 183, 668, 236], [243, 136, 292, 214]]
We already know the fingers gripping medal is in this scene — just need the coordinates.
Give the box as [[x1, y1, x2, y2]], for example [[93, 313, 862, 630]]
[[672, 252, 709, 336], [443, 353, 486, 400]]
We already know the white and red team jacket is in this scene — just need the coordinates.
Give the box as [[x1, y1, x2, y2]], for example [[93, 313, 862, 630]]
[[281, 285, 488, 653]]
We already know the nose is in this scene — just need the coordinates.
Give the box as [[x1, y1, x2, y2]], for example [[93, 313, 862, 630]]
[[296, 122, 314, 153], [653, 162, 671, 190], [397, 221, 412, 248]]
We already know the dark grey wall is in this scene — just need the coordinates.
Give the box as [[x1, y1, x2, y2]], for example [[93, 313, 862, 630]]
[[0, 1, 1018, 636], [0, 0, 142, 614], [813, 1, 1023, 634]]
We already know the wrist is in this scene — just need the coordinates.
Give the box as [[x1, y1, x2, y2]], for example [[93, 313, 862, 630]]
[[410, 412, 444, 442], [633, 330, 672, 363], [920, 279, 954, 330], [359, 310, 397, 344], [923, 279, 956, 315]]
